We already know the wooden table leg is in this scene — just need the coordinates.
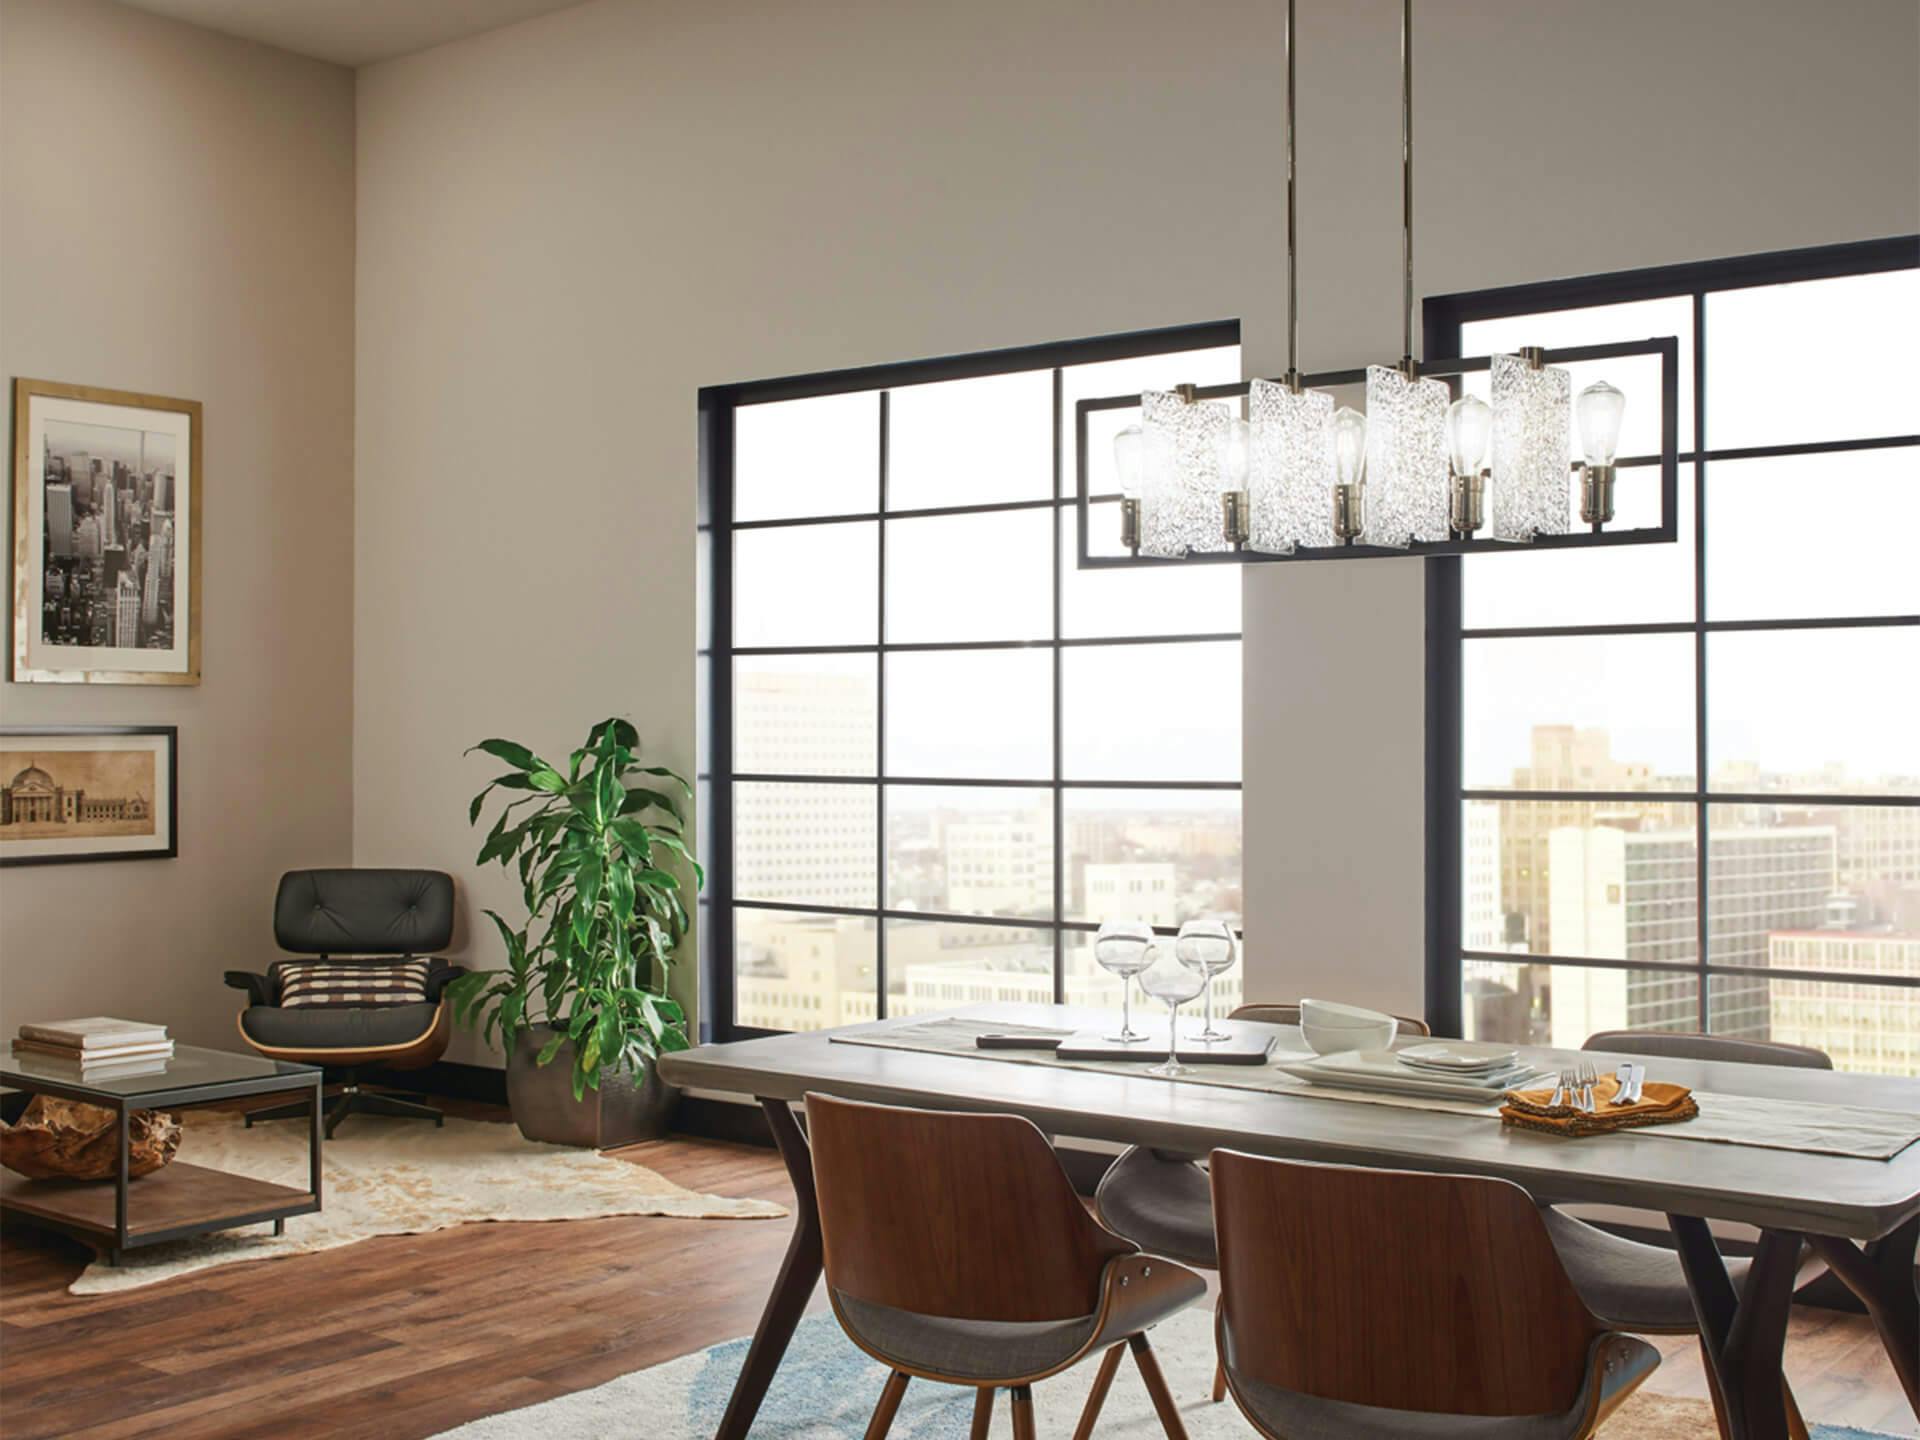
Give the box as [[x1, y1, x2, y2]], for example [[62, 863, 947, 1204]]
[[713, 1098, 822, 1440], [1671, 1215, 1802, 1440], [1810, 1215, 1919, 1420]]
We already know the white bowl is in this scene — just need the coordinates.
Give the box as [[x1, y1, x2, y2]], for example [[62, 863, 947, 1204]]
[[1301, 1016, 1399, 1055], [1299, 998, 1397, 1030]]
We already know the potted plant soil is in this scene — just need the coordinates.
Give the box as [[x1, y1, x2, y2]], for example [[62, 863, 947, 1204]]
[[448, 718, 699, 1148]]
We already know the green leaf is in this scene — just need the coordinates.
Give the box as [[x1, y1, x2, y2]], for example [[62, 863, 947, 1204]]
[[468, 738, 539, 771], [610, 819, 654, 865], [648, 831, 705, 888], [586, 717, 639, 753], [537, 1032, 566, 1066], [595, 762, 622, 823], [619, 787, 684, 824], [637, 766, 693, 798], [528, 768, 569, 794], [609, 864, 635, 927]]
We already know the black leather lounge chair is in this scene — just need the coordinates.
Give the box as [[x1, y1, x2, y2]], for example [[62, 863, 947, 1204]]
[[227, 869, 465, 1137]]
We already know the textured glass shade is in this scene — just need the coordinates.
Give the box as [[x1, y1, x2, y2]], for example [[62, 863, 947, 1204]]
[[1362, 365, 1450, 546], [1139, 389, 1233, 558], [1248, 379, 1335, 552], [1491, 353, 1573, 540]]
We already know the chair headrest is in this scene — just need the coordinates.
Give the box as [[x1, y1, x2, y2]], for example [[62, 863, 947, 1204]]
[[274, 869, 454, 954]]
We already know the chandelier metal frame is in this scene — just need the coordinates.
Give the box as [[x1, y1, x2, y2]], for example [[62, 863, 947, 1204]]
[[1073, 334, 1679, 569], [1073, 0, 1682, 570]]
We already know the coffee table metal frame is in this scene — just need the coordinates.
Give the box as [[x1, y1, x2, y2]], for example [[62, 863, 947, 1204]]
[[0, 1049, 323, 1264]]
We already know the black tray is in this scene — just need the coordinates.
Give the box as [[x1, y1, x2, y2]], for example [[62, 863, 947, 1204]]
[[1053, 1026, 1275, 1066]]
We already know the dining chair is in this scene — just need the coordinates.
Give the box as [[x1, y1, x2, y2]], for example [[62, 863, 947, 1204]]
[[1093, 1003, 1431, 1402], [1548, 1029, 1833, 1439], [1211, 1150, 1660, 1439], [804, 1092, 1208, 1440]]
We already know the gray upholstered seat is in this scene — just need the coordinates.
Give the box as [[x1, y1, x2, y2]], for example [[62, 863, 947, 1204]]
[[834, 1295, 1106, 1383], [239, 1001, 443, 1052], [1093, 1143, 1218, 1267], [1225, 1332, 1661, 1440], [1543, 1207, 1751, 1332]]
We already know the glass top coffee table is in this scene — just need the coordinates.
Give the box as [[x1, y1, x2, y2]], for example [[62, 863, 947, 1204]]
[[1, 1044, 322, 1264]]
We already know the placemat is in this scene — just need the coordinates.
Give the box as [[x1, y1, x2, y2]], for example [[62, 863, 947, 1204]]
[[831, 1017, 1920, 1161]]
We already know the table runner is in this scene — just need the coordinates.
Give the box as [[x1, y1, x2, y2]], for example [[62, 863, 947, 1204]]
[[832, 1018, 1920, 1161]]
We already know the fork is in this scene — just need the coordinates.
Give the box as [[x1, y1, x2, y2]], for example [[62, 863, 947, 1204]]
[[1578, 1061, 1598, 1114]]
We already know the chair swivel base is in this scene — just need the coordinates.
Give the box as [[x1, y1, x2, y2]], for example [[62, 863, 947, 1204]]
[[246, 1077, 445, 1138]]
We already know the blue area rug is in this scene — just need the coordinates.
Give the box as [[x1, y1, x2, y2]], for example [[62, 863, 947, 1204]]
[[431, 1307, 1907, 1438]]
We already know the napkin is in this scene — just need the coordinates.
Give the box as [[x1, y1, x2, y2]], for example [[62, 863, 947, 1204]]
[[1500, 1073, 1698, 1138]]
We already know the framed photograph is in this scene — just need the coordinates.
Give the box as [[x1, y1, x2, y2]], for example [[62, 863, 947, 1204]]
[[0, 726, 178, 866], [10, 378, 202, 684]]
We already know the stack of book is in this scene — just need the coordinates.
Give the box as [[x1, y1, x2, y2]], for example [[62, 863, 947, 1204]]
[[12, 1017, 174, 1079]]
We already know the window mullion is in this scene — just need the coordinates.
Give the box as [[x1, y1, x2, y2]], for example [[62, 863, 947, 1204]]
[[1692, 288, 1711, 1032], [875, 391, 890, 1020]]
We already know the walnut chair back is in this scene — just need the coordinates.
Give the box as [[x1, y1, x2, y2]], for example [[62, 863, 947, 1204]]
[[1583, 1028, 1831, 1070], [1230, 1003, 1431, 1037], [805, 1091, 1134, 1323], [1211, 1151, 1603, 1418]]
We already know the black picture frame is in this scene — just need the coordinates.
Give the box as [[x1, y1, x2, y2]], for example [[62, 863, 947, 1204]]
[[0, 724, 178, 866]]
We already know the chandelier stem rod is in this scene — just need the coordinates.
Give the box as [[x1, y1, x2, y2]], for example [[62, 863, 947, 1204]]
[[1285, 0, 1299, 380], [1400, 0, 1414, 371]]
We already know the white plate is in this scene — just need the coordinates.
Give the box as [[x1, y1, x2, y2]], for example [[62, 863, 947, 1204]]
[[1279, 1049, 1548, 1103], [1397, 1041, 1519, 1072]]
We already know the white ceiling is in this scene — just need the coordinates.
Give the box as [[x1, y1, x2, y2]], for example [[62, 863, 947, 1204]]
[[116, 0, 590, 67]]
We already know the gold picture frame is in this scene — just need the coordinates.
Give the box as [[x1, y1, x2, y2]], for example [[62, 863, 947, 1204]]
[[10, 377, 202, 684]]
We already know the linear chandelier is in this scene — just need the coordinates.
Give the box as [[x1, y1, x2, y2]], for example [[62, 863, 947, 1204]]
[[1082, 0, 1678, 567]]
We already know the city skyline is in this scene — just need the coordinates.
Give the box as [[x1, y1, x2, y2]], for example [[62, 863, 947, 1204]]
[[39, 418, 178, 654]]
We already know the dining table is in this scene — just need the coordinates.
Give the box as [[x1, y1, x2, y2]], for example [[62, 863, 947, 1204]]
[[657, 1002, 1920, 1440]]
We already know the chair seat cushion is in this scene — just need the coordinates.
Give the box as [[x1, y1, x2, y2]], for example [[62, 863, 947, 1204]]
[[834, 1292, 1100, 1382], [240, 1001, 440, 1053], [1543, 1208, 1745, 1333], [270, 957, 431, 1008], [1094, 1144, 1218, 1267], [1227, 1332, 1659, 1440]]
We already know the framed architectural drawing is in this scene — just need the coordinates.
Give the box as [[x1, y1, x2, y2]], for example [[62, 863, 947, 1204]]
[[11, 379, 202, 684], [0, 726, 178, 866]]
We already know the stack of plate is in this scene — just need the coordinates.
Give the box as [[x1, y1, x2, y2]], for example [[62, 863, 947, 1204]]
[[1397, 1041, 1521, 1079], [1277, 1041, 1549, 1102]]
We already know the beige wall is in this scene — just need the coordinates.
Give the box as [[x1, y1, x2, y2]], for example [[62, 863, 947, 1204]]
[[0, 0, 357, 1045], [349, 0, 1918, 1059]]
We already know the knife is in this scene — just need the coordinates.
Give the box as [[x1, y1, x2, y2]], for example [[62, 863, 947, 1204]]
[[1611, 1063, 1643, 1106]]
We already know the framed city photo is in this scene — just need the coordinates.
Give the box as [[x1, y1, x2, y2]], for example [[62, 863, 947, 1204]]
[[0, 726, 178, 866], [10, 378, 202, 684]]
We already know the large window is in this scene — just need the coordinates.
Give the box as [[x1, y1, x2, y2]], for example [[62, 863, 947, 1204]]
[[700, 325, 1245, 1039], [1428, 239, 1920, 1074]]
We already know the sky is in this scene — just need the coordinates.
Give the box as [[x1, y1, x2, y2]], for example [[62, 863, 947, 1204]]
[[44, 418, 174, 473]]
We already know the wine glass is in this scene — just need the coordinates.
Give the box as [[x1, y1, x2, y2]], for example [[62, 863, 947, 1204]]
[[1094, 919, 1154, 1043], [1176, 918, 1238, 1043], [1139, 944, 1207, 1078]]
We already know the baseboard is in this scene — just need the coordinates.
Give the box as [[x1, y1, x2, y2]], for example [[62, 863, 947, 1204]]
[[371, 1059, 507, 1106]]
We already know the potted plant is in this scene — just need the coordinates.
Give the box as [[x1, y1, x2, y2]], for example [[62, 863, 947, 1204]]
[[448, 717, 700, 1147]]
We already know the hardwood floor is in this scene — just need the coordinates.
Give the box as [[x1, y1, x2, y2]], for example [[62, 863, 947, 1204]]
[[2, 1113, 1914, 1438]]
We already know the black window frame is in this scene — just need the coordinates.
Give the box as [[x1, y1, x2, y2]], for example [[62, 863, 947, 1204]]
[[699, 320, 1243, 1043], [1424, 235, 1920, 1040]]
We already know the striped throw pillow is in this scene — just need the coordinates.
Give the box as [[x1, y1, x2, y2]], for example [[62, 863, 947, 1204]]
[[272, 958, 431, 1008]]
